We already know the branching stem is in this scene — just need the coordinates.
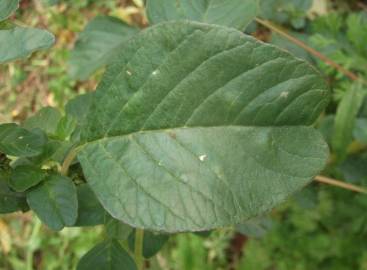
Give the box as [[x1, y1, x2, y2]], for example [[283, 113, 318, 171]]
[[315, 175, 367, 194], [134, 229, 145, 270], [255, 17, 367, 86]]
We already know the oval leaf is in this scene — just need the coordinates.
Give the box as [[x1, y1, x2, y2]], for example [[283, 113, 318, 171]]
[[69, 16, 138, 80], [78, 21, 329, 232], [0, 171, 28, 214], [0, 123, 47, 157], [0, 26, 54, 63], [9, 165, 46, 192], [0, 0, 19, 21], [77, 240, 137, 270], [27, 174, 78, 230], [146, 0, 258, 30]]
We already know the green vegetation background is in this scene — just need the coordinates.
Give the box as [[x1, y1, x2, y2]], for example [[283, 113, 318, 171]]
[[1, 0, 367, 269]]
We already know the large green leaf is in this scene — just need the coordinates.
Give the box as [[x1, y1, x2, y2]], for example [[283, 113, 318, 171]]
[[0, 0, 19, 21], [77, 240, 137, 270], [0, 123, 47, 157], [69, 16, 138, 80], [78, 21, 329, 232], [146, 0, 258, 30], [0, 26, 54, 63], [27, 174, 78, 230]]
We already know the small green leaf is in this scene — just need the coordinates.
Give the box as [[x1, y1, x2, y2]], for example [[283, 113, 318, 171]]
[[146, 0, 258, 30], [77, 240, 137, 270], [23, 107, 62, 136], [74, 184, 106, 227], [78, 21, 329, 232], [105, 215, 133, 241], [55, 115, 77, 140], [0, 26, 54, 63], [236, 216, 273, 238], [0, 170, 28, 214], [0, 123, 47, 157], [332, 83, 366, 160], [69, 16, 138, 80], [65, 93, 94, 143], [128, 230, 169, 259], [9, 165, 46, 192], [27, 174, 78, 230], [260, 0, 313, 29], [0, 0, 19, 21]]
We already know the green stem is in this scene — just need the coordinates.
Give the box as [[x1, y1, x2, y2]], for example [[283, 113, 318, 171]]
[[26, 218, 42, 270], [60, 147, 79, 176], [134, 229, 145, 270]]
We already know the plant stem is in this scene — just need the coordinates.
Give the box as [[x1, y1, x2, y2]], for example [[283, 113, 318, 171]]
[[315, 175, 367, 194], [26, 218, 42, 270], [134, 229, 145, 270], [255, 17, 367, 86], [60, 147, 79, 176]]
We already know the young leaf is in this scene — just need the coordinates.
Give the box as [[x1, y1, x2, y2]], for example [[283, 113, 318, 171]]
[[69, 16, 139, 80], [146, 0, 258, 30], [77, 240, 137, 270], [26, 174, 78, 230], [9, 165, 46, 192], [74, 184, 106, 227], [0, 123, 47, 157], [0, 26, 54, 63], [0, 170, 28, 214], [78, 21, 329, 232], [55, 115, 77, 140], [128, 230, 169, 258], [332, 83, 366, 160], [0, 0, 19, 21], [105, 215, 133, 241], [65, 93, 94, 142], [259, 0, 313, 29], [23, 107, 62, 136]]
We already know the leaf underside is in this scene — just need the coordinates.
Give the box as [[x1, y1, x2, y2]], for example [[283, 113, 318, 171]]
[[78, 21, 329, 232]]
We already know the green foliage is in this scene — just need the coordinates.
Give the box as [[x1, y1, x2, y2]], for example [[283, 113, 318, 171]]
[[8, 165, 46, 192], [259, 0, 313, 29], [78, 21, 328, 232], [69, 16, 138, 80], [7, 0, 367, 269], [26, 174, 78, 230], [332, 82, 366, 160], [146, 0, 258, 30], [0, 0, 18, 21], [0, 123, 47, 157], [77, 239, 137, 270]]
